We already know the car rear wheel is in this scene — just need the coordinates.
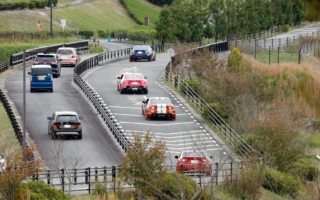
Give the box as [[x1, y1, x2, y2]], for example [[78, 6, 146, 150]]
[[120, 89, 125, 94], [50, 89, 53, 93], [30, 89, 33, 93], [144, 89, 148, 94], [78, 131, 82, 140]]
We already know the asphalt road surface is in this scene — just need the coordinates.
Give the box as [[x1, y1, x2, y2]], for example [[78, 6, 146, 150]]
[[4, 42, 135, 169], [84, 53, 234, 170]]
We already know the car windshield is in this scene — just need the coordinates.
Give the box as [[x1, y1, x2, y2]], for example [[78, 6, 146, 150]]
[[56, 115, 78, 122], [125, 74, 144, 79], [35, 55, 55, 61], [31, 68, 52, 76], [182, 152, 206, 157], [57, 49, 73, 55], [150, 99, 171, 104], [133, 46, 149, 51]]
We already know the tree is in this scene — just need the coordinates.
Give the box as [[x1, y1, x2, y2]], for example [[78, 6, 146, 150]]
[[209, 0, 227, 41], [155, 8, 177, 42], [119, 132, 168, 198], [292, 0, 306, 25], [186, 4, 204, 42], [0, 149, 42, 200]]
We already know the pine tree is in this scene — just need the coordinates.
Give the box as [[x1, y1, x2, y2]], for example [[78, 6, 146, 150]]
[[209, 0, 227, 41]]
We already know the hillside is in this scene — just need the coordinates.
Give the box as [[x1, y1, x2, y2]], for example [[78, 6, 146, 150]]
[[0, 0, 161, 33]]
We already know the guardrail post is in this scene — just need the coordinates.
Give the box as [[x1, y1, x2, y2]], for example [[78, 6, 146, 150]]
[[104, 166, 107, 183], [61, 168, 65, 192], [74, 169, 77, 185], [174, 75, 178, 89], [112, 166, 116, 193], [47, 170, 51, 184], [95, 167, 98, 182]]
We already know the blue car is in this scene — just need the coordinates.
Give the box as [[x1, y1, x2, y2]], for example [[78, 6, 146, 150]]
[[129, 45, 156, 62], [28, 65, 53, 93]]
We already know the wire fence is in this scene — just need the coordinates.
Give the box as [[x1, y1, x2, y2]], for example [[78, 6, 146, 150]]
[[26, 162, 242, 195]]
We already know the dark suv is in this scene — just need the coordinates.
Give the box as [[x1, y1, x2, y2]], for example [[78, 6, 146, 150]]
[[33, 53, 61, 78]]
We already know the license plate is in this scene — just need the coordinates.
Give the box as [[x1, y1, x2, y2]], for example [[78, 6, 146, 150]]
[[132, 82, 138, 85], [138, 51, 142, 54], [64, 125, 71, 128], [191, 160, 198, 164], [38, 77, 44, 80], [132, 88, 138, 90]]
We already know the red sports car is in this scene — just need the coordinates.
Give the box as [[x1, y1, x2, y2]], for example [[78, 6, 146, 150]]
[[175, 151, 213, 176], [117, 73, 148, 94], [142, 97, 176, 120]]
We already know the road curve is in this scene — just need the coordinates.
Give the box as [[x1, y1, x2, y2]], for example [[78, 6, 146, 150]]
[[4, 42, 135, 169], [85, 53, 234, 168]]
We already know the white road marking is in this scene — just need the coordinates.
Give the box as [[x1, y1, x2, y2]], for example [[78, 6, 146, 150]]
[[125, 130, 207, 135], [108, 106, 141, 110], [114, 113, 142, 117], [120, 121, 195, 126]]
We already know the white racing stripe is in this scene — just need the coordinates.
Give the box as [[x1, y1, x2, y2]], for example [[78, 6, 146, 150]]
[[156, 104, 167, 114]]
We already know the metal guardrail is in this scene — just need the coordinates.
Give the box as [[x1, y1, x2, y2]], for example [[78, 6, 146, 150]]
[[114, 33, 164, 52], [165, 73, 260, 158], [0, 89, 35, 163], [165, 40, 261, 159], [73, 48, 132, 152], [10, 41, 89, 66], [27, 162, 242, 194], [0, 60, 8, 73]]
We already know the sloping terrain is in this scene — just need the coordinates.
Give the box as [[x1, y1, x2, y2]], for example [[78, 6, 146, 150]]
[[0, 0, 161, 32]]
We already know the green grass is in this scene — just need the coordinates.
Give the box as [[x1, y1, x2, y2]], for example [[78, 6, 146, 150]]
[[0, 101, 21, 155], [0, 0, 162, 35], [122, 0, 160, 28], [254, 50, 299, 64], [0, 36, 81, 61]]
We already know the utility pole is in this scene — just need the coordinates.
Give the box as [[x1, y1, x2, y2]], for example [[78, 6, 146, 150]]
[[50, 0, 53, 35]]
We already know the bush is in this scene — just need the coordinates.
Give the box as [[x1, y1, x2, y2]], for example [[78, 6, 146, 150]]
[[290, 159, 318, 182], [228, 48, 242, 73], [15, 181, 70, 200], [179, 79, 200, 95], [159, 172, 210, 199], [202, 102, 229, 125], [28, 2, 36, 9], [93, 182, 107, 196], [283, 24, 290, 32], [79, 30, 94, 39], [262, 168, 300, 197], [97, 30, 111, 38]]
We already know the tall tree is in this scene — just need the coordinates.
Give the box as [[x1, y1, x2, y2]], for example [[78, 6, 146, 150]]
[[209, 0, 227, 41], [225, 0, 240, 36], [292, 0, 306, 25], [155, 7, 177, 42], [257, 0, 273, 31], [186, 2, 204, 42]]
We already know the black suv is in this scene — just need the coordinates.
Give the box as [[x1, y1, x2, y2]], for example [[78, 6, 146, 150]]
[[33, 53, 61, 78]]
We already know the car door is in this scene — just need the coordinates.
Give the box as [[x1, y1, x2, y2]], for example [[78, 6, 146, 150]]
[[117, 74, 123, 90]]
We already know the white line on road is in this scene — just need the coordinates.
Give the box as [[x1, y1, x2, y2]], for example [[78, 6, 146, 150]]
[[108, 106, 141, 110], [120, 121, 195, 126]]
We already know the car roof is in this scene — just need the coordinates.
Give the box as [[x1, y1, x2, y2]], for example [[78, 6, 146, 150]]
[[149, 97, 170, 100], [54, 111, 78, 115], [124, 72, 143, 75], [132, 45, 150, 49], [31, 64, 52, 68], [36, 53, 56, 56], [57, 47, 76, 51]]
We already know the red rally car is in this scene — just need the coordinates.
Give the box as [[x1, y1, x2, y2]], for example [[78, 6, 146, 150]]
[[117, 72, 148, 94], [142, 97, 176, 120], [175, 151, 213, 176]]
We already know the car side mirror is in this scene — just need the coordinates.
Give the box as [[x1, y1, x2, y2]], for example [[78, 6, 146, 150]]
[[144, 76, 147, 79], [79, 116, 83, 120], [210, 156, 213, 159], [175, 156, 178, 159], [47, 116, 52, 120]]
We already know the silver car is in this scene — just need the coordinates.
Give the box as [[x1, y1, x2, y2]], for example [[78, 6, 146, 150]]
[[47, 111, 83, 140]]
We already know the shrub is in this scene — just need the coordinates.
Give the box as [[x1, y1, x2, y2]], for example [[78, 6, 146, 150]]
[[90, 46, 104, 53], [228, 48, 242, 73], [97, 30, 111, 38], [262, 168, 300, 197], [15, 180, 70, 200], [283, 24, 290, 32], [28, 2, 36, 9], [93, 182, 107, 196], [179, 79, 200, 95], [159, 172, 210, 199], [79, 30, 94, 39], [202, 102, 229, 125], [290, 159, 318, 182]]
